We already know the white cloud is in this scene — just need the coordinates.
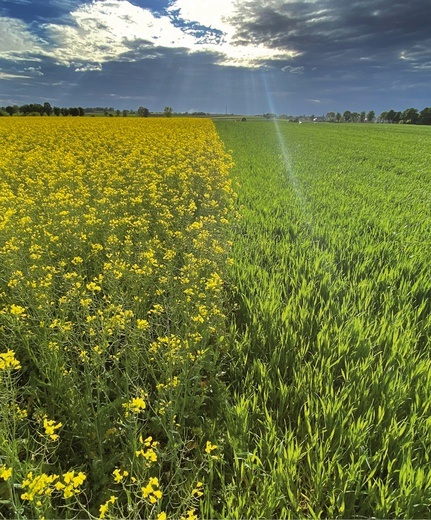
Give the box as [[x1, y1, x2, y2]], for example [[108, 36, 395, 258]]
[[43, 0, 299, 68], [1, 0, 300, 70], [0, 16, 46, 60], [74, 63, 103, 72], [0, 71, 32, 80], [42, 0, 200, 66], [24, 66, 44, 76], [282, 65, 304, 73], [168, 0, 299, 66]]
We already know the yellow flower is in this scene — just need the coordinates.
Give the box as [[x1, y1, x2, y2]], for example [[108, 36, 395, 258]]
[[0, 350, 21, 371], [86, 281, 101, 292], [123, 394, 147, 416], [9, 304, 27, 317], [136, 448, 157, 464], [142, 476, 162, 504], [43, 417, 62, 441], [137, 318, 149, 330], [112, 468, 129, 483], [192, 481, 204, 498], [20, 472, 59, 501], [0, 465, 12, 481], [99, 495, 117, 519], [205, 441, 217, 454]]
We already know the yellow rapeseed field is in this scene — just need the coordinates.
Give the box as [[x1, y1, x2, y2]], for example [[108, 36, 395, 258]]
[[0, 117, 233, 519]]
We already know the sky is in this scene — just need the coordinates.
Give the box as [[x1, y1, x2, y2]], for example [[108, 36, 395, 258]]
[[0, 0, 430, 115]]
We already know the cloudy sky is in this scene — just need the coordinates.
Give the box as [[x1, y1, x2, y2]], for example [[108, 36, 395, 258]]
[[1, 0, 430, 115]]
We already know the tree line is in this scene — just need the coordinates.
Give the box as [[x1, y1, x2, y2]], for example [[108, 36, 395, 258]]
[[329, 106, 431, 125], [0, 103, 85, 117], [286, 106, 431, 124], [3, 102, 430, 124], [377, 107, 431, 125], [0, 103, 178, 118]]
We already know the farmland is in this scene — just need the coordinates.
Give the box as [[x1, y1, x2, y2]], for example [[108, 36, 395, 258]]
[[1, 117, 431, 518], [215, 120, 431, 518], [0, 118, 233, 519]]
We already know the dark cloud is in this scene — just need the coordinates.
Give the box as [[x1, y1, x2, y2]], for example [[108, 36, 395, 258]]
[[227, 0, 431, 70]]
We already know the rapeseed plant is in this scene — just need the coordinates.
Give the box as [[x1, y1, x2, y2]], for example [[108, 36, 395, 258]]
[[0, 117, 232, 518]]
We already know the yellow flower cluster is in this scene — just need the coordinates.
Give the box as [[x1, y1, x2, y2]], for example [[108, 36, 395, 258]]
[[8, 304, 27, 317], [99, 494, 117, 519], [180, 509, 198, 520], [112, 468, 129, 483], [42, 416, 62, 441], [135, 435, 159, 465], [0, 465, 12, 481], [0, 117, 232, 370], [142, 476, 162, 504], [123, 393, 147, 417], [191, 481, 204, 498], [205, 441, 218, 459], [0, 350, 21, 371], [20, 470, 86, 501]]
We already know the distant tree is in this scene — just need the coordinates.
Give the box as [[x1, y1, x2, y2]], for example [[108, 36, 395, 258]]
[[326, 111, 336, 122], [116, 109, 121, 117], [78, 107, 85, 117], [360, 111, 366, 123], [5, 106, 15, 116], [43, 102, 53, 116], [419, 107, 431, 125], [378, 111, 388, 123], [393, 111, 402, 123], [343, 110, 352, 122], [400, 107, 419, 124], [19, 104, 29, 115], [69, 107, 79, 116], [367, 110, 375, 122], [61, 107, 69, 116], [20, 103, 44, 115], [386, 109, 396, 123], [164, 106, 173, 118], [53, 106, 61, 116], [138, 106, 150, 117], [335, 112, 342, 122], [122, 109, 128, 117]]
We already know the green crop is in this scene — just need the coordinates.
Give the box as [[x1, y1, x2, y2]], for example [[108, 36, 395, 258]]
[[214, 121, 431, 518]]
